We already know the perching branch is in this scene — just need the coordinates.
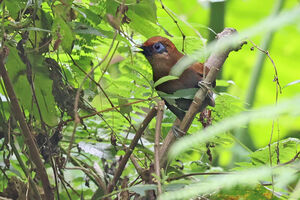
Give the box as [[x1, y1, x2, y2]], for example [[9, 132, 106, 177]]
[[0, 47, 54, 200], [159, 28, 247, 168]]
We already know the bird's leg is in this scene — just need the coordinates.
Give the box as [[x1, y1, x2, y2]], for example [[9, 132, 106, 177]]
[[198, 80, 215, 106], [198, 80, 213, 90]]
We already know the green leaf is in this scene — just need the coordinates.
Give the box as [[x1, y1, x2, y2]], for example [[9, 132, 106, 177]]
[[130, 184, 157, 196], [154, 75, 179, 88], [211, 185, 280, 200], [73, 22, 108, 37], [28, 53, 58, 126], [6, 47, 57, 126], [127, 11, 160, 38], [75, 6, 102, 25], [250, 138, 300, 165], [6, 46, 32, 112], [78, 141, 116, 159], [157, 88, 198, 107], [128, 0, 157, 23], [169, 55, 197, 77], [118, 98, 133, 116], [171, 88, 198, 99], [5, 0, 27, 19], [159, 166, 295, 200], [20, 27, 52, 33], [53, 16, 75, 53]]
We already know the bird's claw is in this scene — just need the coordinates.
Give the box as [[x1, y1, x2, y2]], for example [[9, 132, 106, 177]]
[[198, 80, 212, 90], [172, 125, 185, 138]]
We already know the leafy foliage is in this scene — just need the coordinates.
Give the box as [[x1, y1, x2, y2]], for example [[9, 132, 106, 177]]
[[0, 0, 299, 200]]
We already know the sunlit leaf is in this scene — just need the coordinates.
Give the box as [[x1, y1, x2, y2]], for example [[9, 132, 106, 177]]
[[78, 141, 116, 159], [250, 138, 300, 165], [130, 184, 157, 196], [118, 98, 133, 116], [6, 46, 32, 112], [154, 75, 179, 88], [128, 0, 157, 23]]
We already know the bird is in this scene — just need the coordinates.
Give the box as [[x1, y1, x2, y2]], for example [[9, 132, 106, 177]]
[[139, 36, 215, 121]]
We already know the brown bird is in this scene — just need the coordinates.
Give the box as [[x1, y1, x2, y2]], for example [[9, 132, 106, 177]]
[[139, 36, 215, 120]]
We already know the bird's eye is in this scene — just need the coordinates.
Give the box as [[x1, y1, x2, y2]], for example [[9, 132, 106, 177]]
[[153, 42, 166, 53]]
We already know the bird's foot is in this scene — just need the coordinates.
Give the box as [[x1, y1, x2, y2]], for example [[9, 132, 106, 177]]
[[198, 80, 212, 89], [172, 125, 186, 138]]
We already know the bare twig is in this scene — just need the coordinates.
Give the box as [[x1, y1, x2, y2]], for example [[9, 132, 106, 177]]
[[159, 0, 186, 52], [249, 39, 282, 191], [61, 147, 100, 187], [67, 32, 117, 163], [0, 48, 53, 200], [154, 101, 164, 195], [130, 155, 148, 180], [279, 151, 300, 166], [107, 107, 157, 193], [58, 172, 80, 197], [167, 172, 230, 181], [67, 52, 137, 131], [64, 97, 157, 124]]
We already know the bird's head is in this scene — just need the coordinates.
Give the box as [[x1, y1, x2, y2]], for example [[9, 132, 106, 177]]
[[138, 36, 183, 80]]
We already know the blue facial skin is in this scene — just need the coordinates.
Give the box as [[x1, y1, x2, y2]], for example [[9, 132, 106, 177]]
[[141, 42, 167, 57], [153, 42, 167, 54]]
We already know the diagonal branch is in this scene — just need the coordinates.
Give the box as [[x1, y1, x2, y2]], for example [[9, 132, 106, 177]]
[[159, 28, 247, 168], [107, 107, 157, 193], [0, 47, 54, 200]]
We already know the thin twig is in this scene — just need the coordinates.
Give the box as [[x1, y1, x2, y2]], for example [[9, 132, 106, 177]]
[[60, 147, 100, 187], [58, 172, 80, 197], [63, 97, 157, 124], [167, 172, 230, 181], [107, 107, 157, 193], [159, 0, 186, 52], [50, 157, 60, 200], [278, 151, 300, 166], [154, 101, 164, 195], [248, 39, 282, 191], [67, 32, 118, 163], [98, 41, 120, 82]]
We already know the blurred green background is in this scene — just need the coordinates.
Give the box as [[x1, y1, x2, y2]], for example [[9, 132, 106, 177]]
[[158, 0, 300, 146], [152, 0, 300, 166]]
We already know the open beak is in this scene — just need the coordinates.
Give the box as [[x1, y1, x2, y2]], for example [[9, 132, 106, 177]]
[[133, 44, 145, 54], [135, 45, 153, 56]]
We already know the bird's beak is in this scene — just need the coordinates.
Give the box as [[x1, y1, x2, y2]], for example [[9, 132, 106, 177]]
[[135, 45, 153, 56], [133, 44, 145, 54]]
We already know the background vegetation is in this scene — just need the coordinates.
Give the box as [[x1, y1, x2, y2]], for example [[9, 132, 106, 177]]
[[0, 0, 299, 199]]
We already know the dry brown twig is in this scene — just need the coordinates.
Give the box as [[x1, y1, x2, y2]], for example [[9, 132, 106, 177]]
[[0, 47, 54, 200], [249, 39, 282, 190]]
